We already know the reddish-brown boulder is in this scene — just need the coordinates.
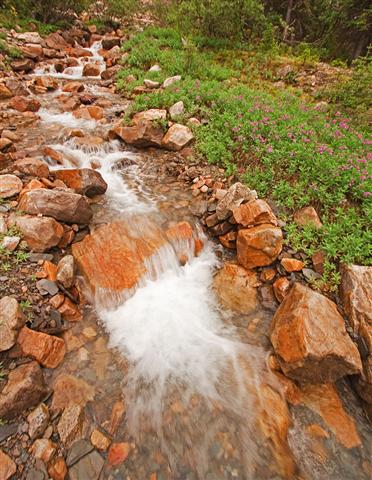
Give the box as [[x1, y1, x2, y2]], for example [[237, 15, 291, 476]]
[[9, 95, 41, 113], [82, 63, 101, 77], [0, 361, 47, 419], [216, 182, 257, 221], [14, 215, 64, 252], [233, 199, 278, 227], [102, 36, 121, 50], [62, 81, 84, 93], [45, 32, 70, 50], [11, 58, 35, 72], [213, 263, 259, 314], [0, 297, 25, 352], [0, 449, 16, 480], [110, 120, 164, 148], [161, 124, 194, 151], [0, 174, 23, 198], [294, 206, 322, 229], [18, 326, 66, 368], [14, 158, 50, 178], [0, 84, 13, 99], [237, 224, 283, 269], [280, 257, 304, 272], [54, 168, 107, 197], [19, 188, 93, 224], [270, 283, 362, 383], [72, 220, 166, 296]]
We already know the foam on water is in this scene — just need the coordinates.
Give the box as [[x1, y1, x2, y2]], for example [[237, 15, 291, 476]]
[[47, 140, 155, 213], [34, 41, 105, 80]]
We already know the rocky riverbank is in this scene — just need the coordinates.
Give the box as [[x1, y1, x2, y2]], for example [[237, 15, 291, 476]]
[[0, 21, 371, 480]]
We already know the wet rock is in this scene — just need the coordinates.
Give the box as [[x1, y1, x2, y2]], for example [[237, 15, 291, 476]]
[[0, 174, 23, 198], [69, 450, 104, 480], [82, 63, 101, 77], [169, 100, 184, 119], [31, 438, 56, 463], [0, 449, 17, 479], [14, 158, 50, 178], [0, 296, 25, 352], [11, 58, 35, 72], [162, 75, 181, 88], [294, 206, 322, 229], [51, 374, 94, 411], [56, 255, 75, 289], [273, 277, 290, 302], [66, 439, 94, 467], [36, 279, 59, 296], [111, 121, 164, 148], [213, 263, 259, 315], [57, 404, 84, 446], [219, 230, 237, 249], [101, 65, 120, 81], [19, 188, 93, 224], [90, 429, 111, 451], [58, 298, 82, 322], [161, 124, 193, 151], [108, 442, 130, 466], [72, 220, 166, 295], [0, 361, 47, 420], [216, 182, 257, 221], [237, 224, 283, 269], [27, 403, 50, 439], [14, 215, 64, 253], [0, 83, 13, 99], [270, 283, 362, 382], [280, 257, 304, 272], [62, 81, 84, 93], [102, 36, 120, 50], [48, 457, 67, 480], [9, 96, 40, 112], [54, 168, 107, 197], [232, 199, 278, 227], [18, 326, 66, 368]]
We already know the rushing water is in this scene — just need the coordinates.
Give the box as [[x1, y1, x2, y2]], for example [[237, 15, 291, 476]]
[[23, 41, 372, 479]]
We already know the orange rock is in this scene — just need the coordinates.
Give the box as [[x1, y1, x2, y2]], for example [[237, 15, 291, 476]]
[[108, 442, 130, 466], [280, 258, 304, 272], [273, 277, 290, 302], [219, 230, 237, 249], [43, 260, 57, 281], [257, 385, 296, 479], [48, 457, 67, 480], [0, 449, 16, 480], [90, 429, 111, 451], [294, 206, 322, 229], [237, 224, 283, 269], [18, 326, 66, 368], [299, 383, 361, 449], [108, 400, 126, 435], [58, 298, 82, 322], [213, 263, 259, 315], [72, 220, 166, 295], [270, 283, 362, 383], [233, 199, 277, 227]]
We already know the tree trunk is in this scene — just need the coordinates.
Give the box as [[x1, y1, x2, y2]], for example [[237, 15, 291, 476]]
[[283, 0, 294, 42]]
